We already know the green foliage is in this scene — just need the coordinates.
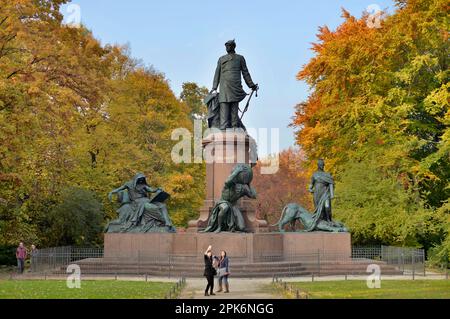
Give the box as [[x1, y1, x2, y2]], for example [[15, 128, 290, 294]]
[[427, 202, 450, 267], [0, 246, 16, 266], [42, 187, 104, 247], [334, 156, 445, 247], [180, 82, 209, 121]]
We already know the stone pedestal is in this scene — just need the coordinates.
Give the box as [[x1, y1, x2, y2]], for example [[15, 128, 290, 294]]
[[188, 130, 268, 233], [104, 232, 352, 260]]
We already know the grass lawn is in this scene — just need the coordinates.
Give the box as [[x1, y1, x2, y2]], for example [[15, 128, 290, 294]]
[[288, 280, 450, 299], [0, 280, 175, 299]]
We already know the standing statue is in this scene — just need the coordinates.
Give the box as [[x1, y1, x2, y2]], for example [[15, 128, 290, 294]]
[[309, 159, 334, 222], [208, 39, 259, 130], [272, 159, 348, 233], [105, 173, 176, 233], [202, 164, 257, 233]]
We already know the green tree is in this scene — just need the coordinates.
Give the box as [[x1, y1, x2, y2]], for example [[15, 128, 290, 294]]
[[43, 187, 104, 247], [180, 82, 209, 121]]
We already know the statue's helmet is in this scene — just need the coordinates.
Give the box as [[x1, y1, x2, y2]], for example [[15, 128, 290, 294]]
[[225, 39, 236, 49]]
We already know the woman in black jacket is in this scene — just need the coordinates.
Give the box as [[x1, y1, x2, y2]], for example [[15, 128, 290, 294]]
[[204, 245, 217, 296]]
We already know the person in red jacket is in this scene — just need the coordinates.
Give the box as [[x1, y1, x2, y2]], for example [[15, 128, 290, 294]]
[[16, 242, 27, 274]]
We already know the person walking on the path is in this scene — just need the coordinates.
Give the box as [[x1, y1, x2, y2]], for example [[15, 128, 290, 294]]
[[203, 245, 217, 296], [16, 242, 27, 274], [216, 250, 230, 293], [30, 244, 38, 272]]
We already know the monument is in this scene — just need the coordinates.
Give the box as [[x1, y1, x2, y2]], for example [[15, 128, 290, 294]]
[[188, 39, 266, 233], [102, 41, 351, 276]]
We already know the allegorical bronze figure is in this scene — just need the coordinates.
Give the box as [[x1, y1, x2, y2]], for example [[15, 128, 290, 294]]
[[309, 159, 334, 222], [207, 40, 259, 130], [202, 164, 257, 233], [273, 159, 348, 233], [105, 173, 176, 233]]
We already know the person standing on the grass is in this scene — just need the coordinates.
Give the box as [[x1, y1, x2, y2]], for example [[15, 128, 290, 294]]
[[30, 244, 38, 272], [203, 245, 217, 297], [216, 250, 230, 293], [16, 242, 27, 274]]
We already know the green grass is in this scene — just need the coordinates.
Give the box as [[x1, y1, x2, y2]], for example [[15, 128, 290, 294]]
[[0, 280, 175, 299], [288, 280, 450, 299]]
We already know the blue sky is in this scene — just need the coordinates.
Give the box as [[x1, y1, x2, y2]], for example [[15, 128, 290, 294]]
[[62, 0, 395, 152]]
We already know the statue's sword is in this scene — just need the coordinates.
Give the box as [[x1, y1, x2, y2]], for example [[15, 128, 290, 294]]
[[240, 85, 258, 121]]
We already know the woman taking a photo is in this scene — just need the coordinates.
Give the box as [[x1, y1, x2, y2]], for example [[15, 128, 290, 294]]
[[216, 250, 230, 293], [203, 245, 216, 296]]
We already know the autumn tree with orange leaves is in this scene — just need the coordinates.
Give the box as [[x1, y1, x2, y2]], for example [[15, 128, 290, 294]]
[[292, 0, 449, 263]]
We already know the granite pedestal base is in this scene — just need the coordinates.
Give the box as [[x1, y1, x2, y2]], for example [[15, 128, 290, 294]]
[[104, 232, 351, 261]]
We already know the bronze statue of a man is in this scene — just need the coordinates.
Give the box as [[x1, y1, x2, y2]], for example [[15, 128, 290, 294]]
[[211, 40, 258, 130]]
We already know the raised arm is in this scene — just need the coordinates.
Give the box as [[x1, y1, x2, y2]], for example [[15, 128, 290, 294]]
[[205, 245, 212, 255]]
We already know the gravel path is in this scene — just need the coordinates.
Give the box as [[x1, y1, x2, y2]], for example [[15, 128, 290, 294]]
[[179, 278, 279, 299]]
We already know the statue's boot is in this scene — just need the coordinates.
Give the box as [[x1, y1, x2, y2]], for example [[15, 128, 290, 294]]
[[224, 283, 229, 293]]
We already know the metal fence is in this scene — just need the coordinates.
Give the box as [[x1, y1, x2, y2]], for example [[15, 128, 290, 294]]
[[27, 245, 426, 278], [31, 246, 103, 274]]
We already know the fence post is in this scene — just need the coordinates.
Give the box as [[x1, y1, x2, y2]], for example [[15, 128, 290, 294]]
[[412, 254, 415, 280], [422, 250, 426, 277], [446, 262, 449, 280], [317, 250, 321, 277], [168, 255, 171, 279], [401, 253, 404, 273], [137, 250, 140, 276]]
